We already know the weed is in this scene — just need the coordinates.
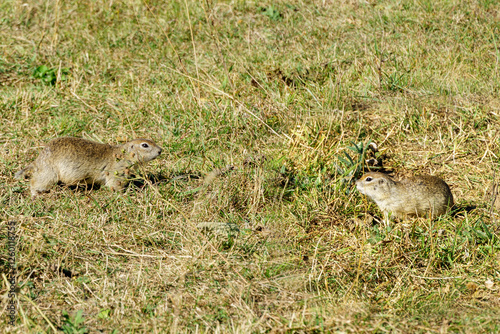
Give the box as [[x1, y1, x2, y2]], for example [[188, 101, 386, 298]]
[[32, 65, 70, 85], [61, 310, 88, 334], [261, 5, 282, 21]]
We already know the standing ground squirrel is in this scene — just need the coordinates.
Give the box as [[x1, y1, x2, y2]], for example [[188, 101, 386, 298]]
[[15, 137, 162, 197], [356, 172, 454, 222]]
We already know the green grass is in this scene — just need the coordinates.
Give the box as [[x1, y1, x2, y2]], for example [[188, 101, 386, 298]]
[[1, 0, 500, 332]]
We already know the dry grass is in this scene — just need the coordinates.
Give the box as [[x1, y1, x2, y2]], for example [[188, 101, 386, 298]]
[[1, 0, 500, 332]]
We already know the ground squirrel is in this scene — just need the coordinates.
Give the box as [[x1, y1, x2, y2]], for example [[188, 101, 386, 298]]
[[356, 172, 453, 222], [15, 137, 162, 197]]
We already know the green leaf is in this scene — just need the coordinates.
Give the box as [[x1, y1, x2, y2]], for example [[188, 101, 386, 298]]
[[98, 309, 111, 319]]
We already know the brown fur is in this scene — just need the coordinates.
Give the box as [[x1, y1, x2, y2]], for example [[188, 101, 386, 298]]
[[356, 172, 453, 222], [15, 137, 162, 197]]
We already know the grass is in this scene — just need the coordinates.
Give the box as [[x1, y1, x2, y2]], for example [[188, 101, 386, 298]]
[[1, 0, 500, 332]]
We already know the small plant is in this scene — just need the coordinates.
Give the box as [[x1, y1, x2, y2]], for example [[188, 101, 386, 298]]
[[32, 65, 69, 85], [61, 310, 88, 334], [261, 5, 282, 21], [336, 141, 374, 184], [383, 70, 409, 92], [97, 309, 111, 319]]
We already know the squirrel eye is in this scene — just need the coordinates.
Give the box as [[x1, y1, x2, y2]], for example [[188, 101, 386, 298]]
[[365, 177, 373, 182], [141, 143, 149, 148]]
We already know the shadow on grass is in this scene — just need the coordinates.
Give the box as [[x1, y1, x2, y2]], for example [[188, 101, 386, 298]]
[[449, 203, 478, 218]]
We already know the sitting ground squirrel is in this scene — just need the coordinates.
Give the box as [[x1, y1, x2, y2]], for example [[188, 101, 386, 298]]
[[356, 172, 453, 222], [15, 137, 162, 197]]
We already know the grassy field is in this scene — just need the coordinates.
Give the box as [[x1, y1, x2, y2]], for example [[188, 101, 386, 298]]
[[1, 0, 500, 332]]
